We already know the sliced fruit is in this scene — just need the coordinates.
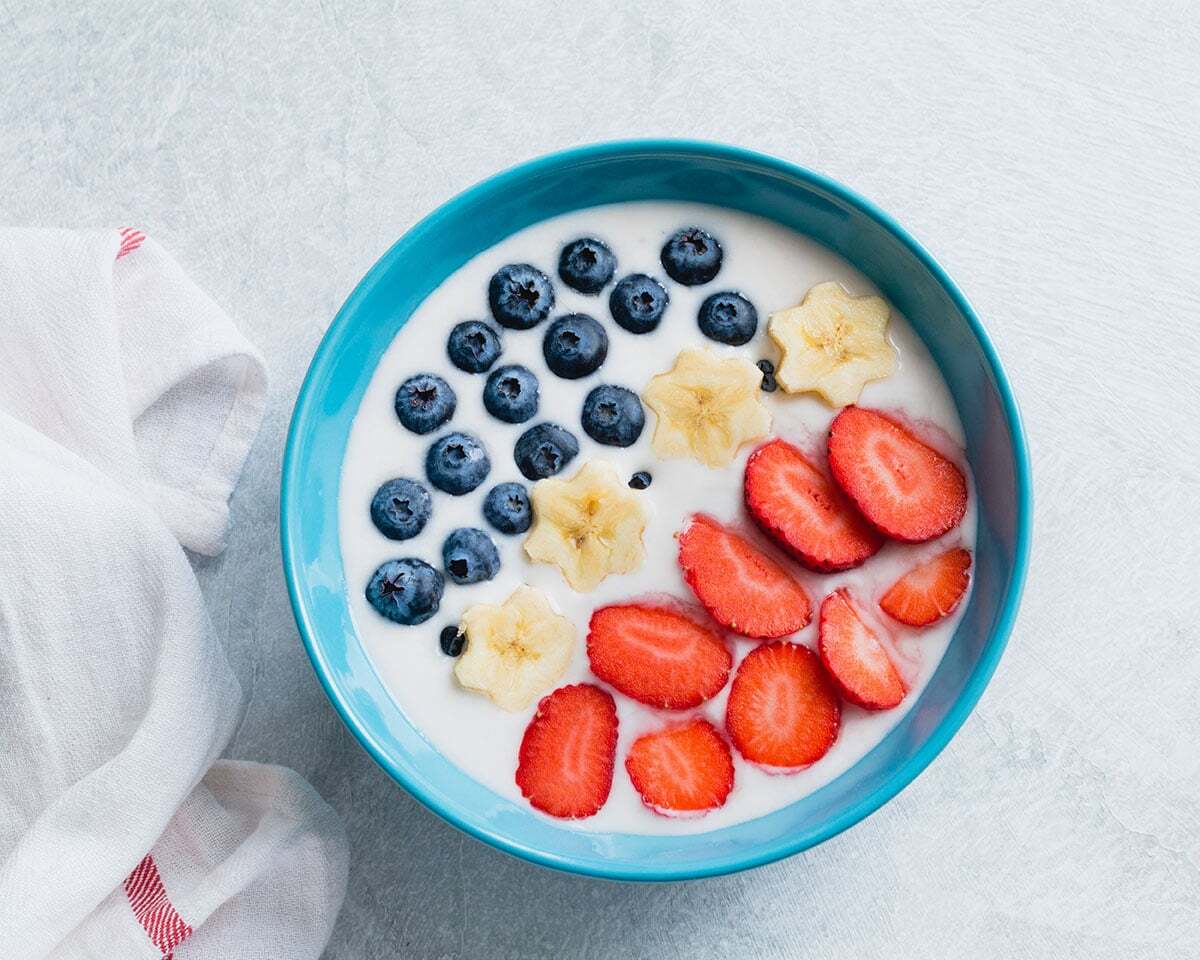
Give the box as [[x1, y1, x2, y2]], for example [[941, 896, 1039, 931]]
[[827, 406, 967, 542], [516, 684, 618, 819], [642, 347, 771, 468], [524, 460, 648, 592], [880, 548, 972, 626], [767, 281, 898, 406], [818, 589, 906, 710], [744, 438, 884, 572], [725, 641, 841, 769], [454, 586, 575, 712], [587, 604, 732, 710], [625, 718, 735, 816], [677, 514, 811, 639]]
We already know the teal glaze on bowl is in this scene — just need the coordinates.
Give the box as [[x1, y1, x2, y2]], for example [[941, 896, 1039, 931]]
[[281, 140, 1032, 881]]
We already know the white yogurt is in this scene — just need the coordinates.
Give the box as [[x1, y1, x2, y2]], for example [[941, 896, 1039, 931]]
[[338, 201, 976, 835]]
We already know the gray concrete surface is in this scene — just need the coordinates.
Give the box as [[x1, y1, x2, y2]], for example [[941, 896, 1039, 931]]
[[3, 2, 1198, 957]]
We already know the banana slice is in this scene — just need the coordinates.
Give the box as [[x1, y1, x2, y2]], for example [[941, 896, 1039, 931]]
[[454, 585, 575, 712], [524, 460, 647, 592], [768, 281, 898, 407], [642, 347, 771, 468]]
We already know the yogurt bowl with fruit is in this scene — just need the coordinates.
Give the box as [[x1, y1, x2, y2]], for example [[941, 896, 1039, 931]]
[[282, 141, 1031, 879]]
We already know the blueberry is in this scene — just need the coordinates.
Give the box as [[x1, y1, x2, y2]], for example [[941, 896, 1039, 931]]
[[757, 359, 778, 393], [441, 527, 501, 585], [482, 481, 532, 535], [425, 431, 490, 495], [483, 364, 539, 424], [365, 558, 443, 625], [698, 290, 758, 345], [394, 373, 456, 435], [513, 422, 579, 480], [609, 273, 669, 334], [629, 471, 652, 490], [488, 263, 555, 330], [439, 624, 466, 657], [557, 237, 616, 295], [447, 320, 502, 373], [581, 384, 645, 447], [661, 226, 722, 285], [542, 313, 608, 380], [369, 477, 432, 541]]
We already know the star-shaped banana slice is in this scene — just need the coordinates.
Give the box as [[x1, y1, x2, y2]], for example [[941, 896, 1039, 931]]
[[523, 460, 648, 592], [454, 586, 575, 712], [642, 347, 772, 468], [768, 281, 898, 407]]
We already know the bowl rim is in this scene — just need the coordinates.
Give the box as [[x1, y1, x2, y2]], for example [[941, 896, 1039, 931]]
[[281, 138, 1032, 881]]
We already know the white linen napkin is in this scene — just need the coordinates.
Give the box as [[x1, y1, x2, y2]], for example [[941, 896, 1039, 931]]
[[0, 228, 348, 959]]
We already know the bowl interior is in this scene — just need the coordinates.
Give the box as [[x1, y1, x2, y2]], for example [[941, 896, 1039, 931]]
[[282, 141, 1030, 880]]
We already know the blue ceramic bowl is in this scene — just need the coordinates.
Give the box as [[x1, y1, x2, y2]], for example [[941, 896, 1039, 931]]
[[282, 140, 1031, 881]]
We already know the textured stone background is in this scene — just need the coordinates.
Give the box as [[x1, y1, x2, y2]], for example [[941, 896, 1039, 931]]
[[3, 2, 1198, 957]]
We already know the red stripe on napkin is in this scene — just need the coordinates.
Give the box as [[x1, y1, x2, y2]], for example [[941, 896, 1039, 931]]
[[117, 227, 146, 259], [123, 854, 193, 958]]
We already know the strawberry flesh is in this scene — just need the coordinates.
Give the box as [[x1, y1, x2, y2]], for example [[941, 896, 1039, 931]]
[[625, 717, 734, 816], [745, 438, 884, 572], [827, 406, 967, 543], [880, 547, 972, 626], [588, 603, 732, 709], [677, 514, 811, 639], [725, 641, 841, 769], [516, 683, 618, 819], [818, 589, 906, 710]]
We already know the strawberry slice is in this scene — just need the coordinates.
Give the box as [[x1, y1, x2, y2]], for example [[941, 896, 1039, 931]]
[[880, 547, 972, 626], [677, 514, 811, 639], [818, 589, 906, 710], [725, 641, 840, 769], [827, 406, 967, 543], [516, 683, 618, 819], [588, 604, 732, 709], [745, 438, 884, 572], [625, 718, 734, 816]]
